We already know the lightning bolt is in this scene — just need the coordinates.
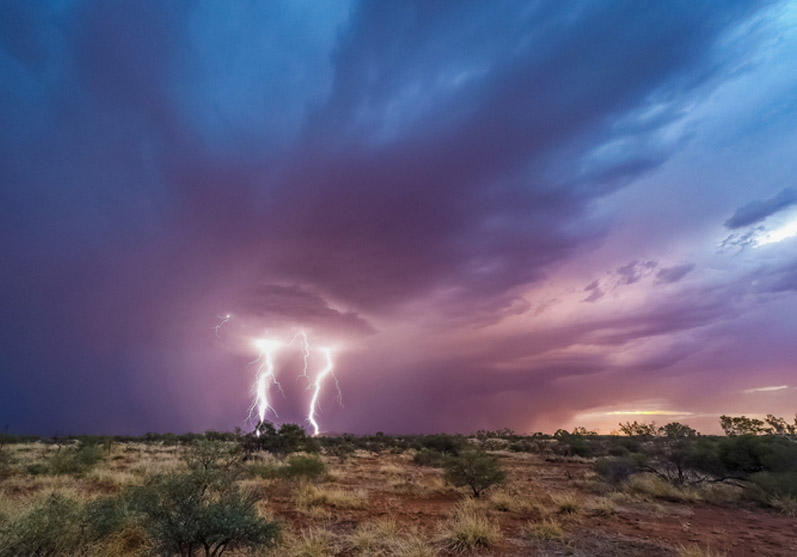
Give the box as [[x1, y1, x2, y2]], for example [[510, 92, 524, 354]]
[[307, 347, 343, 436], [246, 338, 283, 435], [214, 314, 231, 337]]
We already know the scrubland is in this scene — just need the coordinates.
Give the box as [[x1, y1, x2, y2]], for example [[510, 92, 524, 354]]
[[1, 418, 796, 556]]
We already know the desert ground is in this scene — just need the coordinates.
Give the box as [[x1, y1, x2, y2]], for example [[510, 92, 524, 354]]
[[1, 430, 795, 556]]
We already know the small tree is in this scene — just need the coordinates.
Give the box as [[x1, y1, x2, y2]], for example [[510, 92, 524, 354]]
[[444, 449, 505, 498], [132, 472, 278, 557], [244, 422, 317, 457], [658, 422, 698, 440], [183, 439, 241, 473], [618, 421, 658, 438]]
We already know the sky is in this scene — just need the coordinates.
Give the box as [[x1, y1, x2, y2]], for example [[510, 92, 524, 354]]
[[1, 1, 796, 436]]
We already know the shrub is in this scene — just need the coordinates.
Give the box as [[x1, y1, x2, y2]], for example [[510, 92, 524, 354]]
[[131, 471, 279, 556], [84, 496, 133, 540], [444, 449, 505, 498], [0, 494, 86, 556], [0, 445, 11, 480], [593, 456, 638, 484], [183, 439, 241, 472], [553, 430, 595, 457], [325, 441, 355, 461], [244, 422, 319, 457], [48, 442, 104, 475], [282, 454, 327, 481], [413, 448, 449, 468]]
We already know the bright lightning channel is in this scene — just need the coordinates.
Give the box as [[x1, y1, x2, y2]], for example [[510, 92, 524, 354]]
[[307, 347, 342, 436], [248, 338, 283, 435]]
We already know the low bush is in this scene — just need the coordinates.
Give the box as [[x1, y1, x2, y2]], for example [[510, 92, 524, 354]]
[[444, 449, 505, 498], [0, 446, 11, 480], [0, 494, 86, 556], [413, 448, 449, 468], [593, 456, 638, 484], [131, 471, 279, 556], [282, 454, 327, 481], [47, 442, 104, 475]]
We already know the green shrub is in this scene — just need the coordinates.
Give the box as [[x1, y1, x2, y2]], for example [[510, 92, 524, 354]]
[[131, 471, 279, 556], [0, 446, 11, 480], [183, 439, 241, 473], [282, 454, 326, 481], [748, 471, 797, 499], [444, 449, 505, 498], [414, 434, 466, 456], [0, 494, 86, 556], [593, 456, 638, 484], [242, 422, 319, 457], [413, 448, 449, 468], [47, 443, 104, 475], [84, 495, 138, 541]]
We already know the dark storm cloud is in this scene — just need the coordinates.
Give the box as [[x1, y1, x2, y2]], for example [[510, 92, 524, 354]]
[[264, 0, 758, 311], [725, 187, 797, 229], [238, 284, 375, 335], [0, 0, 784, 434]]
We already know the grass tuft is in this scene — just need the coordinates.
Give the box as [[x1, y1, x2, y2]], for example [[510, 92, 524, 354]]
[[438, 501, 503, 552], [522, 518, 564, 541]]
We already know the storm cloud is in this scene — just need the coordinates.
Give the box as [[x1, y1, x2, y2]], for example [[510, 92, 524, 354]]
[[1, 1, 795, 435]]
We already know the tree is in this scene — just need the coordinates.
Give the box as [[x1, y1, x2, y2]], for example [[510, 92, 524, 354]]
[[242, 421, 318, 457], [720, 415, 767, 436], [659, 422, 698, 440], [763, 414, 797, 436], [444, 449, 505, 498], [618, 421, 658, 438]]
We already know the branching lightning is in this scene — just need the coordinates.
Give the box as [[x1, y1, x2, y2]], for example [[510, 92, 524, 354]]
[[244, 331, 343, 437], [214, 313, 231, 337], [247, 338, 283, 435]]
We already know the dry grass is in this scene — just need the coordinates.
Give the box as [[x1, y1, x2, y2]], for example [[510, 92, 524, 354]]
[[389, 535, 437, 557], [626, 474, 701, 503], [281, 526, 341, 557], [769, 494, 797, 517], [676, 544, 727, 557], [438, 501, 503, 552], [345, 519, 436, 557], [586, 496, 618, 516], [293, 483, 367, 510], [553, 492, 580, 514], [489, 487, 540, 514], [522, 518, 564, 541]]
